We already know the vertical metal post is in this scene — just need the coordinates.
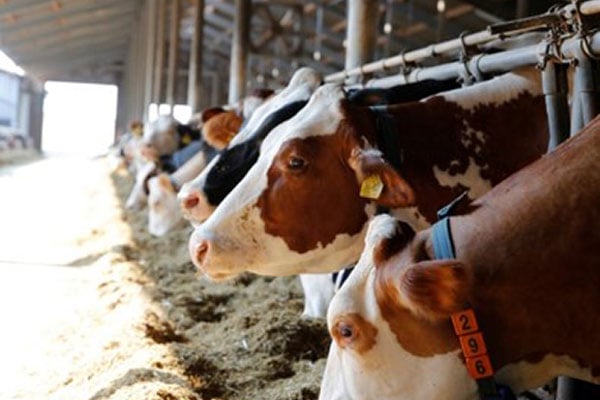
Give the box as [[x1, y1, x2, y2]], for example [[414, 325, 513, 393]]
[[228, 0, 251, 105], [135, 4, 148, 120], [166, 0, 181, 114], [153, 0, 166, 109], [345, 0, 379, 83], [188, 0, 205, 112], [516, 0, 529, 18], [541, 62, 570, 150], [570, 40, 598, 135], [143, 0, 158, 121]]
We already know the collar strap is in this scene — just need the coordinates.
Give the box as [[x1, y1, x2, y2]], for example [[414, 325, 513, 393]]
[[369, 105, 403, 171], [431, 203, 515, 400]]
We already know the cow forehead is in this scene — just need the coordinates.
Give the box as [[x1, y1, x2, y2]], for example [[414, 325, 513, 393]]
[[227, 72, 321, 148], [260, 83, 346, 153]]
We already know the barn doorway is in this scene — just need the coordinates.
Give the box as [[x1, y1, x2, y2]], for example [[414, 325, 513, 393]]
[[41, 81, 118, 156]]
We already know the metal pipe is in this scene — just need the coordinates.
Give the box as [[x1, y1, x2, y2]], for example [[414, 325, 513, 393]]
[[152, 0, 166, 106], [563, 38, 600, 134], [344, 0, 379, 83], [580, 0, 600, 15], [188, 0, 205, 112], [166, 0, 181, 113], [326, 1, 600, 84], [228, 0, 250, 104], [542, 61, 571, 150], [143, 0, 158, 121]]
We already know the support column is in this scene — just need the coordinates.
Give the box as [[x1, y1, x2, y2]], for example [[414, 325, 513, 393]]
[[188, 0, 205, 112], [143, 0, 158, 121], [166, 0, 181, 113], [153, 0, 166, 108], [541, 62, 570, 150], [344, 0, 379, 83], [228, 0, 250, 105]]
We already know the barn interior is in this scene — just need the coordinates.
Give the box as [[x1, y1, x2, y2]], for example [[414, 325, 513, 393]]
[[1, 1, 599, 399]]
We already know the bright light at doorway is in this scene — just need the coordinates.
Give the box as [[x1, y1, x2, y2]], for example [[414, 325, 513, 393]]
[[0, 50, 24, 76], [42, 81, 118, 156], [148, 103, 193, 124]]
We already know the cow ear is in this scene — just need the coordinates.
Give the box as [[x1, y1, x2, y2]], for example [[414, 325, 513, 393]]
[[398, 260, 472, 321], [202, 112, 243, 150], [201, 107, 225, 123], [348, 147, 415, 208], [157, 173, 175, 192]]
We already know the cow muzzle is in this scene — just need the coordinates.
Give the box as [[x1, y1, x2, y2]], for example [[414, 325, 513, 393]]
[[178, 186, 215, 224]]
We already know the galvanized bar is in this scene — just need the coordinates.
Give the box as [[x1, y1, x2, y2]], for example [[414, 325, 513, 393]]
[[345, 0, 379, 84], [228, 0, 251, 104], [326, 1, 600, 84], [188, 0, 205, 112], [542, 61, 571, 150], [143, 0, 158, 121], [152, 0, 166, 106], [166, 0, 181, 112]]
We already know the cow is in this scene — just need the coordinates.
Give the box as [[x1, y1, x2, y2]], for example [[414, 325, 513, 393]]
[[188, 68, 549, 281], [126, 110, 240, 210], [177, 67, 323, 224], [319, 115, 600, 400], [147, 111, 243, 236]]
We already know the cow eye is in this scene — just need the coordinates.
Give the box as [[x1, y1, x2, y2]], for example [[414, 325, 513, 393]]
[[287, 156, 306, 170], [215, 163, 229, 174], [337, 322, 355, 340]]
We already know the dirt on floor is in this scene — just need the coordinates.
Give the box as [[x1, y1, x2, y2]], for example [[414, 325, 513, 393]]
[[17, 156, 329, 400]]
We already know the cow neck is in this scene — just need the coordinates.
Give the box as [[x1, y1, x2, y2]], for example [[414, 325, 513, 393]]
[[431, 198, 516, 400], [368, 105, 403, 172]]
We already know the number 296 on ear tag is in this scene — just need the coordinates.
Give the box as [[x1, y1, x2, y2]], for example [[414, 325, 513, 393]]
[[360, 175, 384, 199]]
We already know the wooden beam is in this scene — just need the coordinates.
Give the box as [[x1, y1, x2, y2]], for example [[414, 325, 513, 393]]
[[143, 0, 158, 120]]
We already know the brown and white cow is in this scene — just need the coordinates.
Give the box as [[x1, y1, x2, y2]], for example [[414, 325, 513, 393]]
[[320, 115, 600, 400], [189, 68, 549, 281]]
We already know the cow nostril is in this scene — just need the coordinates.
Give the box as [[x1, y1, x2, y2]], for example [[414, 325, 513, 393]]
[[194, 240, 209, 266], [184, 194, 200, 210]]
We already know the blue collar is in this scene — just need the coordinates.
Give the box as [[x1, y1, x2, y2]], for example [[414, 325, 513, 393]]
[[431, 196, 516, 400]]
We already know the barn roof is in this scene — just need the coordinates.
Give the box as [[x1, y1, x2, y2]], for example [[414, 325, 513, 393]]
[[0, 0, 553, 85]]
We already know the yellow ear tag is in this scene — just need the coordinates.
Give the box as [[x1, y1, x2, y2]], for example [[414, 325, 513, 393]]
[[360, 174, 384, 199], [181, 134, 192, 145]]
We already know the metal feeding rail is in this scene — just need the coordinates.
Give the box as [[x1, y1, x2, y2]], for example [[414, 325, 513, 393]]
[[325, 0, 600, 85]]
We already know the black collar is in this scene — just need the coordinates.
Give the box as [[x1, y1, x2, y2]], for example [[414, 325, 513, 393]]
[[369, 105, 403, 172]]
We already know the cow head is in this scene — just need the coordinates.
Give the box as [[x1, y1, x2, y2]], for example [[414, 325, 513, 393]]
[[201, 109, 243, 150], [178, 67, 323, 225], [320, 214, 476, 400], [147, 173, 183, 236], [188, 84, 415, 280], [143, 115, 179, 156]]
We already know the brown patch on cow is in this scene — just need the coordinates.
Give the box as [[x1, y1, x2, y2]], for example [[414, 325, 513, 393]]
[[428, 123, 600, 375], [257, 134, 370, 253], [399, 260, 472, 320], [202, 111, 243, 150], [157, 173, 175, 192], [383, 92, 548, 222], [374, 259, 459, 356], [331, 313, 378, 354], [373, 222, 415, 267], [201, 107, 225, 123]]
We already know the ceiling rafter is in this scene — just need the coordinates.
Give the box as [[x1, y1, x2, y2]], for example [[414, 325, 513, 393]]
[[7, 16, 134, 53], [1, 6, 136, 46]]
